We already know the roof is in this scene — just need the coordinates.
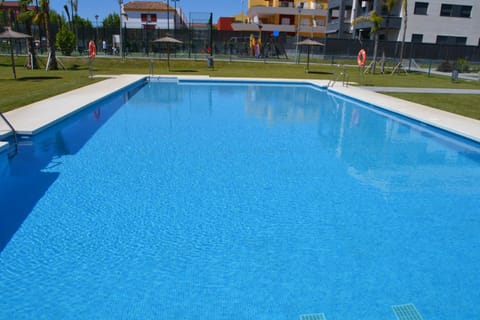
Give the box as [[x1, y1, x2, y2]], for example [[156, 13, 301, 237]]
[[123, 1, 173, 12], [0, 1, 36, 11]]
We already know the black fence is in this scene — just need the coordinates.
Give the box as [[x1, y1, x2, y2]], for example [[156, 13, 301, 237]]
[[322, 38, 480, 62], [2, 23, 480, 63]]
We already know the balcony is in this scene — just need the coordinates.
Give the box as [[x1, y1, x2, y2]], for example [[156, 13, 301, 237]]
[[249, 5, 327, 18], [328, 0, 353, 9], [351, 15, 401, 30], [231, 22, 296, 33], [231, 22, 326, 35]]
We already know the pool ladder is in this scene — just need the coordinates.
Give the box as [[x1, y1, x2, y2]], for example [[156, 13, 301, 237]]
[[328, 64, 349, 87], [148, 59, 154, 79], [0, 112, 18, 158]]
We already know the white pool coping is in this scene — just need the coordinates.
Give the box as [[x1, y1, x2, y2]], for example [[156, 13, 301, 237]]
[[1, 75, 479, 146], [0, 74, 145, 138], [328, 84, 480, 143]]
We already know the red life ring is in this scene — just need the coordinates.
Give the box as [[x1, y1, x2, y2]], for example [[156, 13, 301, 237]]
[[88, 40, 97, 59], [357, 49, 366, 67]]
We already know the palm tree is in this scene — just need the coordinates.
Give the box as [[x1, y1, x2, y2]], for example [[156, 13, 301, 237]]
[[18, 0, 39, 69], [380, 0, 398, 73], [33, 0, 57, 70], [398, 0, 408, 70], [353, 10, 383, 74]]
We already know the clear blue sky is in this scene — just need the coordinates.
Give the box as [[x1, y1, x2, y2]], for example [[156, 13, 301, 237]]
[[51, 0, 245, 24]]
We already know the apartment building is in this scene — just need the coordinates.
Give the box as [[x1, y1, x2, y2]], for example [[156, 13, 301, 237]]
[[232, 0, 329, 37], [326, 0, 479, 46], [405, 0, 479, 46]]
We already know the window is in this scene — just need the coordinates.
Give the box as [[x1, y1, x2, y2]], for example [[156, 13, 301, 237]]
[[414, 2, 428, 15], [141, 14, 157, 23], [411, 34, 423, 42], [436, 35, 467, 45], [440, 4, 472, 18], [460, 5, 472, 17]]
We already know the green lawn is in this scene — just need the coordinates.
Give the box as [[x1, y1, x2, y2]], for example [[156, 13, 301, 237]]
[[1, 55, 479, 119], [386, 93, 480, 119]]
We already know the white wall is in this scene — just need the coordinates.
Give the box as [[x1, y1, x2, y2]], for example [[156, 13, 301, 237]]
[[397, 0, 480, 45], [123, 11, 174, 30]]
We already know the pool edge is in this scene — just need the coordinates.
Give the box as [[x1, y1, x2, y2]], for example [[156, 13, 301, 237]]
[[328, 84, 480, 143], [1, 75, 479, 145]]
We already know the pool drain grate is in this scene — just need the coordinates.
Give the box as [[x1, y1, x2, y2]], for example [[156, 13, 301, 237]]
[[299, 313, 326, 320], [392, 303, 423, 320]]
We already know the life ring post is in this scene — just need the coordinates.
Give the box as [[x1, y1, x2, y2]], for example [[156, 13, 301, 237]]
[[88, 40, 96, 78], [357, 49, 367, 67]]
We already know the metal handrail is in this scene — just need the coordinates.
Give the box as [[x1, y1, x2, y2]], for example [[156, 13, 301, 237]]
[[0, 112, 18, 156], [328, 64, 349, 87], [149, 59, 154, 79]]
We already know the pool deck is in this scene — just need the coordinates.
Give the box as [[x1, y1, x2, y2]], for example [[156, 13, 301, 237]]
[[1, 75, 479, 153], [328, 83, 480, 142]]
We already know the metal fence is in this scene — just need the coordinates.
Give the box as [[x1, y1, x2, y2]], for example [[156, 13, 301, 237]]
[[2, 23, 480, 63]]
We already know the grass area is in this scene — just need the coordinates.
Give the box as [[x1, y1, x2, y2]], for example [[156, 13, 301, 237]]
[[386, 93, 480, 120], [1, 55, 479, 118]]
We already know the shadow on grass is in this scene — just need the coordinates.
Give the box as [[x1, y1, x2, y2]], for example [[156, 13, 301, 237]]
[[169, 69, 199, 73], [17, 76, 63, 81], [68, 64, 86, 71], [307, 71, 333, 75]]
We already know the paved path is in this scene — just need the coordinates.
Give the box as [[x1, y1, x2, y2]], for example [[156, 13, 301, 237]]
[[414, 68, 480, 82], [359, 87, 480, 94]]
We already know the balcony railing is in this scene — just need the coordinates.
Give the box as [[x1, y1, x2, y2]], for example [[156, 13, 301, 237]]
[[351, 15, 401, 30], [249, 5, 327, 17], [328, 0, 353, 9], [231, 22, 326, 35]]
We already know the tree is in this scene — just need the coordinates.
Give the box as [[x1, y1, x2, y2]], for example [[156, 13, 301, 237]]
[[398, 0, 408, 72], [17, 0, 39, 69], [102, 13, 119, 29], [352, 10, 383, 74], [75, 15, 92, 29], [33, 0, 57, 70]]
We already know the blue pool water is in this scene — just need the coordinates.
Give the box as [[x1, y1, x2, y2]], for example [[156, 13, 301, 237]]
[[1, 80, 479, 319]]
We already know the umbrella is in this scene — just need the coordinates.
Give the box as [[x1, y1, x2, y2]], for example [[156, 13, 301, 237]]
[[0, 27, 32, 79], [294, 38, 325, 73], [152, 36, 183, 71]]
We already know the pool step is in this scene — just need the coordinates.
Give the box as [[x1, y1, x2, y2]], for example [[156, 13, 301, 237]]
[[392, 303, 423, 320], [299, 313, 327, 320]]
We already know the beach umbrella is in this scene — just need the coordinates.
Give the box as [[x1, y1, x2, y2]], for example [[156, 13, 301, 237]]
[[152, 36, 183, 71], [0, 27, 32, 79], [294, 38, 325, 73]]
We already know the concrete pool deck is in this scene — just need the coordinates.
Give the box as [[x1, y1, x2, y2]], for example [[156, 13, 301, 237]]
[[1, 75, 479, 152]]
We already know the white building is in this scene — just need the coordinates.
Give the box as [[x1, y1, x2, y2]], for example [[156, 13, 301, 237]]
[[122, 1, 186, 31], [327, 0, 480, 46], [403, 0, 479, 45]]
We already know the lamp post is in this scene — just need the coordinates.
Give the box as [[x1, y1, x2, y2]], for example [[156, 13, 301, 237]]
[[171, 0, 179, 36], [118, 0, 124, 58], [167, 0, 170, 34], [95, 15, 99, 44], [295, 2, 304, 64]]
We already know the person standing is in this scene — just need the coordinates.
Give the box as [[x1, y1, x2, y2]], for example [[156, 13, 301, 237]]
[[102, 40, 107, 55]]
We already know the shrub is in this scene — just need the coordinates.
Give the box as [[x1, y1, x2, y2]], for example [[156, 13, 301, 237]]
[[437, 60, 453, 72], [456, 58, 470, 73], [56, 27, 75, 56]]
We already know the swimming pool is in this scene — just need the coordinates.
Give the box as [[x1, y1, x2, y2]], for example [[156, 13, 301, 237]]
[[1, 79, 479, 319]]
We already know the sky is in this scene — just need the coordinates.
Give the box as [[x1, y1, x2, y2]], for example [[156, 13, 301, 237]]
[[50, 0, 245, 24]]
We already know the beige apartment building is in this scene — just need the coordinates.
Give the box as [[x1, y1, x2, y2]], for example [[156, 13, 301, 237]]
[[232, 0, 329, 37]]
